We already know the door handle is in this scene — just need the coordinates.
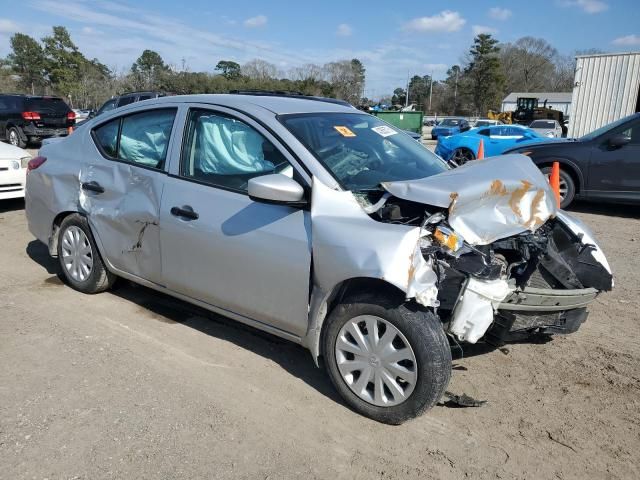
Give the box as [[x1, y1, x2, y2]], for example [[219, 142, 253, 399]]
[[170, 205, 199, 220], [81, 181, 104, 194]]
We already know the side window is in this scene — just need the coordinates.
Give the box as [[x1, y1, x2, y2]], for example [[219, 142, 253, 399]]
[[617, 120, 640, 145], [97, 99, 117, 116], [119, 109, 176, 168], [117, 96, 136, 107], [94, 119, 119, 157], [181, 109, 291, 192], [92, 108, 176, 169], [478, 129, 490, 137], [490, 127, 506, 137]]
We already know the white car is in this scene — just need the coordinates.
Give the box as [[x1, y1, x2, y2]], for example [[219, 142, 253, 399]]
[[473, 118, 503, 127], [529, 119, 563, 138], [0, 142, 31, 200]]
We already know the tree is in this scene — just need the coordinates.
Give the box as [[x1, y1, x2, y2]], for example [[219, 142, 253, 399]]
[[8, 33, 45, 94], [241, 59, 278, 81], [408, 75, 432, 110], [215, 60, 241, 79], [500, 37, 558, 93], [325, 58, 366, 104], [42, 26, 86, 97], [464, 34, 504, 115], [131, 49, 170, 90], [391, 87, 406, 106]]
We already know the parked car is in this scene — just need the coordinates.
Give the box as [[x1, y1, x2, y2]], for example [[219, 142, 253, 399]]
[[72, 109, 93, 122], [74, 92, 166, 127], [505, 112, 640, 207], [436, 124, 549, 165], [25, 94, 612, 424], [529, 119, 563, 138], [431, 117, 471, 140], [0, 94, 75, 148], [0, 141, 31, 200], [473, 118, 503, 127]]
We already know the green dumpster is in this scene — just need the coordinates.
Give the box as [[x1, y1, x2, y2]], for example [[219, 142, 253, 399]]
[[372, 111, 424, 134]]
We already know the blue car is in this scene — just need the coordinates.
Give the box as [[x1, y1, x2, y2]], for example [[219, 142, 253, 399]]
[[435, 124, 552, 165], [431, 117, 471, 140]]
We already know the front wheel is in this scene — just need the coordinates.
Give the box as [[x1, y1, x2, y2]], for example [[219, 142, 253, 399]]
[[322, 293, 451, 424], [541, 166, 575, 208]]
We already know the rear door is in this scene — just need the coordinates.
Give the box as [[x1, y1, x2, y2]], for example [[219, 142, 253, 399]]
[[586, 117, 640, 202], [82, 106, 178, 284], [159, 105, 312, 337]]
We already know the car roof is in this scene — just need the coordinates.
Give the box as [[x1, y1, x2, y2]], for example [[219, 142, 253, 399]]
[[147, 94, 357, 115]]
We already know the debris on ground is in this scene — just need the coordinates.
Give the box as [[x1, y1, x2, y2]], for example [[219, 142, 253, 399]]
[[441, 391, 487, 408]]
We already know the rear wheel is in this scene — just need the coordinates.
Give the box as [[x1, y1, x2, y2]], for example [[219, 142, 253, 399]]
[[541, 166, 575, 208], [7, 127, 26, 148], [450, 147, 475, 166], [322, 293, 451, 424], [57, 214, 115, 294]]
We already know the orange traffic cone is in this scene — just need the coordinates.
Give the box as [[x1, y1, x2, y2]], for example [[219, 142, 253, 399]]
[[67, 126, 74, 135], [476, 139, 484, 159], [550, 161, 561, 208]]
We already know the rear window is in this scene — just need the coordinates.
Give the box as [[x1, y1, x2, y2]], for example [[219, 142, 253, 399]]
[[25, 98, 70, 114], [440, 119, 461, 126], [530, 120, 555, 128]]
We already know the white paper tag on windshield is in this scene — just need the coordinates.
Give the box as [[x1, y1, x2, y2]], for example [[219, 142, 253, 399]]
[[371, 125, 397, 137]]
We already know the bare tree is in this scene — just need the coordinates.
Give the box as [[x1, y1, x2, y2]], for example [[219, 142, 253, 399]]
[[241, 59, 278, 81]]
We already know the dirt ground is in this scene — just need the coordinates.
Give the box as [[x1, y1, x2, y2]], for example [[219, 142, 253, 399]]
[[1, 195, 639, 479]]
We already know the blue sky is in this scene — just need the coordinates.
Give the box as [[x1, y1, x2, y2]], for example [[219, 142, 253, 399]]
[[1, 0, 639, 98]]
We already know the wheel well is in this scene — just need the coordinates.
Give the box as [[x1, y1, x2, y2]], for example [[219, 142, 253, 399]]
[[538, 161, 581, 194], [315, 277, 407, 365], [49, 211, 81, 256]]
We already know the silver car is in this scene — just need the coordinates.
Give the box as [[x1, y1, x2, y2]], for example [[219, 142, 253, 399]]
[[529, 119, 563, 138], [25, 94, 612, 424]]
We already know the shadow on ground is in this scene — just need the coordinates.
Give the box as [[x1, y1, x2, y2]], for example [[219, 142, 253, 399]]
[[0, 198, 25, 214], [26, 239, 344, 408]]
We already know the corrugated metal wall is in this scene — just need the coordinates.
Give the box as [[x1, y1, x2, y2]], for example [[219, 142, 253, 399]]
[[568, 52, 640, 138]]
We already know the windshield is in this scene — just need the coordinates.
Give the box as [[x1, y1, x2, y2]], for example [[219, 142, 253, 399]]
[[440, 118, 461, 126], [475, 120, 492, 127], [530, 120, 555, 128], [580, 113, 637, 140], [280, 112, 447, 191]]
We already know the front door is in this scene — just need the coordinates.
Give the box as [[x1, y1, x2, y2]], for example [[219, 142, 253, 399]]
[[159, 107, 311, 337], [586, 117, 640, 202], [81, 107, 178, 284]]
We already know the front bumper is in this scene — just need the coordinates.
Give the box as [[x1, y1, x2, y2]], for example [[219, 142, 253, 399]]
[[0, 168, 26, 199], [499, 286, 599, 312]]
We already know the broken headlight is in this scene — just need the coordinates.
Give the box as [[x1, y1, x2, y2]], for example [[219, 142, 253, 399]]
[[433, 225, 465, 254]]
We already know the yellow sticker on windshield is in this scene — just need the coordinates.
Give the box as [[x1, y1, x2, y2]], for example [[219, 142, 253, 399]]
[[334, 126, 356, 137]]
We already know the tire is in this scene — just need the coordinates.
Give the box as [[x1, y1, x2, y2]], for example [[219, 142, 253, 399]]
[[450, 147, 476, 166], [57, 214, 115, 294], [541, 166, 575, 208], [322, 292, 451, 424], [7, 127, 26, 148]]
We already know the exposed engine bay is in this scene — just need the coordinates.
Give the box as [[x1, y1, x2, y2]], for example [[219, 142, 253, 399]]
[[353, 189, 613, 345]]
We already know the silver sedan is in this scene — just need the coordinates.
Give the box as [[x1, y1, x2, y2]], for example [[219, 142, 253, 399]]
[[25, 94, 612, 424]]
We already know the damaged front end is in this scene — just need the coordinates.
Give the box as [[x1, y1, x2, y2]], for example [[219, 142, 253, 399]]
[[311, 154, 612, 351]]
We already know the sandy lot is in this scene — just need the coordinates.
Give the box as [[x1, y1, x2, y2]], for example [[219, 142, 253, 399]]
[[1, 195, 639, 479]]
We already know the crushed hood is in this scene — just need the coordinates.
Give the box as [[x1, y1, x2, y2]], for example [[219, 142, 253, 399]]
[[381, 154, 558, 245]]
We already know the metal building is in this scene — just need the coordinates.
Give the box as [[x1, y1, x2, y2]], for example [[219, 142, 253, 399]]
[[568, 51, 640, 138], [501, 92, 573, 116]]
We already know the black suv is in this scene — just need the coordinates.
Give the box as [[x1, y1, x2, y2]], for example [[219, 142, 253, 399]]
[[0, 94, 75, 148], [93, 91, 165, 118]]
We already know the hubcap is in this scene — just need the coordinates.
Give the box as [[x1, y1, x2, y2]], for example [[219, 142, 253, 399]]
[[335, 315, 417, 407], [9, 130, 18, 146], [61, 226, 93, 282], [544, 173, 568, 200]]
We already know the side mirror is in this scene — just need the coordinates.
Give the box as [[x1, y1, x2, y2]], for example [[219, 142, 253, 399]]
[[248, 174, 305, 205], [461, 125, 470, 132], [608, 134, 631, 148]]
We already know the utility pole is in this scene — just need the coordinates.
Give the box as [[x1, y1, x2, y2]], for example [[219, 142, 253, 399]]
[[428, 72, 433, 113], [405, 71, 409, 107], [453, 68, 459, 115]]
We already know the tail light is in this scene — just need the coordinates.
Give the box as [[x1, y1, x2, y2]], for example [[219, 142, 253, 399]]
[[27, 156, 47, 173], [22, 111, 41, 121], [67, 111, 76, 121]]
